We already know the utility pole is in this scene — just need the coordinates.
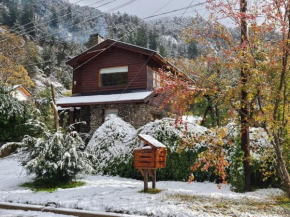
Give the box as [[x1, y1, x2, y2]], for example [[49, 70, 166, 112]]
[[240, 0, 251, 191]]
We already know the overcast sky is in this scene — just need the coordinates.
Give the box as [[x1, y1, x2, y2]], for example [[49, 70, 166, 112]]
[[68, 0, 235, 26], [69, 0, 206, 19]]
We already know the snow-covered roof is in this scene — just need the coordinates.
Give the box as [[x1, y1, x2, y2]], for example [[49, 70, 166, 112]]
[[138, 134, 166, 148], [57, 91, 153, 106]]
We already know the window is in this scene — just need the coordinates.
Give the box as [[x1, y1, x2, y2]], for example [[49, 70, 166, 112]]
[[100, 66, 128, 86], [104, 109, 118, 120], [153, 71, 161, 88]]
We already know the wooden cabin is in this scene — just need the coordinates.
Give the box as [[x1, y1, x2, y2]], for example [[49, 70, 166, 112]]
[[57, 37, 184, 133]]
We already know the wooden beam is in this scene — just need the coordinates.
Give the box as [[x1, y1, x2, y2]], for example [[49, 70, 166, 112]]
[[144, 169, 148, 191], [152, 169, 156, 189], [69, 107, 74, 125], [148, 169, 154, 178], [138, 168, 144, 177]]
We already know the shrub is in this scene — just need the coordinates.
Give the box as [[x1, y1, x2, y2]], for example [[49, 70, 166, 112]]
[[86, 114, 138, 174], [89, 117, 216, 181], [0, 86, 42, 142], [20, 126, 94, 183]]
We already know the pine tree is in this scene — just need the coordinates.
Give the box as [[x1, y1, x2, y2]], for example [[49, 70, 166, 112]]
[[3, 1, 19, 27], [21, 0, 35, 36], [149, 31, 158, 50], [20, 126, 94, 183], [66, 5, 72, 21], [187, 42, 198, 59], [135, 26, 147, 48], [159, 45, 167, 57], [50, 7, 58, 28]]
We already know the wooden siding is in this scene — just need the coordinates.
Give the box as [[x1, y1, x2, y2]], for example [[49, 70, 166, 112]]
[[72, 68, 82, 94], [146, 66, 154, 91], [73, 46, 148, 94]]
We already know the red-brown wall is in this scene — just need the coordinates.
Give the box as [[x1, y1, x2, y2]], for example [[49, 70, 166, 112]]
[[72, 46, 148, 94]]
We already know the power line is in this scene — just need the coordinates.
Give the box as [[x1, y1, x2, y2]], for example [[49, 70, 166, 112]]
[[142, 2, 207, 20], [181, 0, 195, 18], [0, 0, 117, 43], [153, 0, 175, 14], [14, 0, 109, 38], [5, 0, 208, 69], [8, 0, 85, 36], [24, 0, 137, 44]]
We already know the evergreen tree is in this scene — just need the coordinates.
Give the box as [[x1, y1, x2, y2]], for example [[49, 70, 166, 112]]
[[20, 125, 94, 183], [159, 45, 167, 57], [127, 32, 135, 44], [149, 31, 158, 50], [3, 1, 19, 27], [66, 5, 72, 21], [135, 26, 147, 48], [50, 7, 58, 28], [21, 0, 35, 36], [187, 42, 198, 59]]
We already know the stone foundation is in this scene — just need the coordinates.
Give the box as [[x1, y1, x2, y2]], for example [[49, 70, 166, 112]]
[[90, 103, 166, 132]]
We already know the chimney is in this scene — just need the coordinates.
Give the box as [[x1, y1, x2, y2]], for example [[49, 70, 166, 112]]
[[87, 33, 104, 47]]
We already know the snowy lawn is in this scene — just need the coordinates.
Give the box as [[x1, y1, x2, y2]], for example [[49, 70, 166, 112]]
[[0, 156, 289, 217]]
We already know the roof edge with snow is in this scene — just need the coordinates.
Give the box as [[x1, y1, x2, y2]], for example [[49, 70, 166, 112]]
[[56, 91, 153, 107]]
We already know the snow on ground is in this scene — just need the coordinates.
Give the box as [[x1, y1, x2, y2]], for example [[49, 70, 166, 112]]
[[0, 209, 76, 217], [0, 156, 288, 217]]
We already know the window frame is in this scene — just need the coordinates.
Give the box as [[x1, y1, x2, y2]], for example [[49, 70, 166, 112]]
[[153, 71, 161, 88], [99, 66, 129, 87]]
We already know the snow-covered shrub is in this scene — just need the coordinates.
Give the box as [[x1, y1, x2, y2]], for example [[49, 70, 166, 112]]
[[225, 124, 279, 190], [86, 114, 138, 174], [0, 85, 43, 142], [20, 127, 93, 182], [137, 117, 207, 152], [88, 116, 213, 181]]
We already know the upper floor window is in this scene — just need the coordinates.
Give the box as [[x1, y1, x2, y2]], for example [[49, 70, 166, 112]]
[[153, 71, 161, 88], [100, 66, 128, 87]]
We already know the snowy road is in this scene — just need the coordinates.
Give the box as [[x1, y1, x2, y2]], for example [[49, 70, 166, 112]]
[[0, 208, 75, 217], [0, 156, 288, 217]]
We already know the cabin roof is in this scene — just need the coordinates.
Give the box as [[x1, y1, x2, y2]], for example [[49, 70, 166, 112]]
[[66, 39, 183, 75], [138, 134, 166, 149], [10, 85, 31, 97], [56, 90, 153, 107]]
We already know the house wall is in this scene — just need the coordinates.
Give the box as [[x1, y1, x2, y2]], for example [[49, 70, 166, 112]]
[[72, 46, 148, 94], [90, 103, 167, 132], [146, 66, 179, 114]]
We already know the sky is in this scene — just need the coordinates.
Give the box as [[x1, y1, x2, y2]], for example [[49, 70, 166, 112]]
[[68, 0, 208, 20], [68, 0, 236, 27]]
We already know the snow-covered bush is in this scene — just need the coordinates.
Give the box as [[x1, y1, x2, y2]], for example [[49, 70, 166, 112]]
[[86, 114, 138, 174], [0, 85, 43, 142], [225, 124, 279, 190], [87, 116, 213, 181], [20, 127, 94, 182], [137, 117, 207, 152]]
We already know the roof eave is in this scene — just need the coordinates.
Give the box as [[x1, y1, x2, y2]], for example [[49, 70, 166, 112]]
[[57, 99, 146, 107]]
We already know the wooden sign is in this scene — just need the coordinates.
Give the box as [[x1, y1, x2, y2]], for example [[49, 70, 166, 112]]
[[134, 134, 167, 191]]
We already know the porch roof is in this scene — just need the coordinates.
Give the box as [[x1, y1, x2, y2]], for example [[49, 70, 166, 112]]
[[56, 90, 153, 107]]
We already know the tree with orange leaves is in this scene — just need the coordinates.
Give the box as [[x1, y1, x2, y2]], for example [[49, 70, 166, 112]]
[[159, 0, 290, 196]]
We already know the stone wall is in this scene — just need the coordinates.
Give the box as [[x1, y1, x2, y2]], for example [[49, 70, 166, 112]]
[[90, 103, 167, 132]]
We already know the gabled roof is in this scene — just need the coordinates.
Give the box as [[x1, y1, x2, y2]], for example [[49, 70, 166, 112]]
[[66, 39, 183, 76], [138, 134, 166, 149]]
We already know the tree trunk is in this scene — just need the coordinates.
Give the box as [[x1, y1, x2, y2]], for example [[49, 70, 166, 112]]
[[240, 0, 251, 192], [274, 141, 290, 198]]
